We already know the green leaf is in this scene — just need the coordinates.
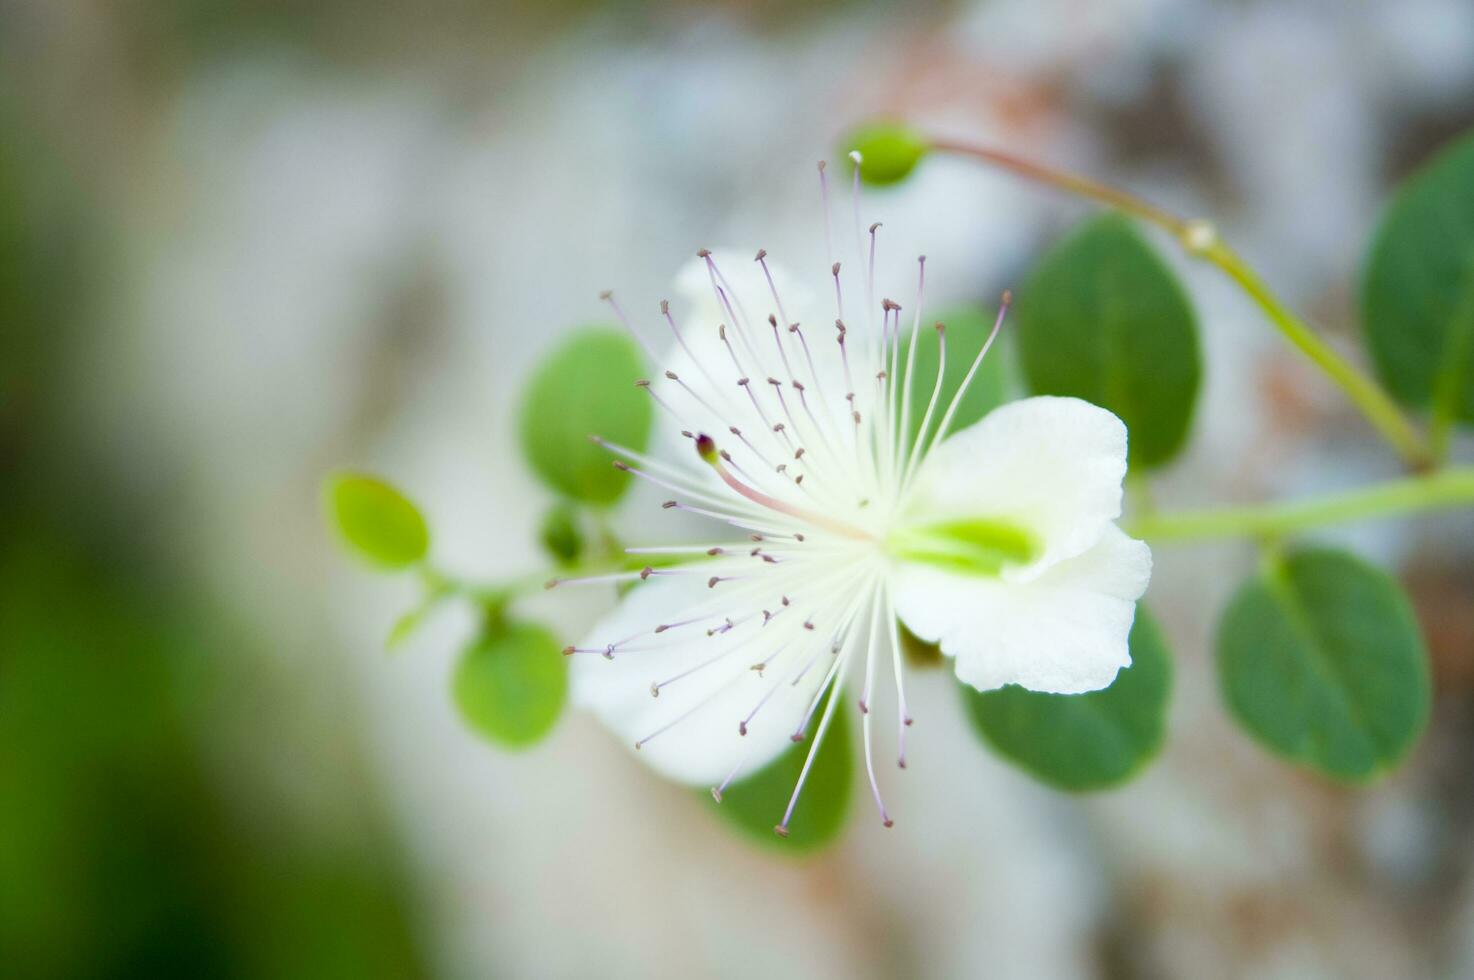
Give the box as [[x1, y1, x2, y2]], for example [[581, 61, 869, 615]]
[[538, 502, 585, 567], [708, 696, 852, 851], [452, 621, 568, 748], [324, 472, 429, 569], [1362, 128, 1474, 425], [960, 608, 1172, 791], [904, 305, 1014, 450], [1014, 213, 1201, 469], [1216, 547, 1430, 782], [518, 327, 651, 505], [840, 121, 929, 187]]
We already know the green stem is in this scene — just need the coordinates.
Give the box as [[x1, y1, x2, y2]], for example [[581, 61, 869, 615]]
[[1128, 467, 1474, 544], [929, 137, 1434, 470], [1200, 240, 1431, 469]]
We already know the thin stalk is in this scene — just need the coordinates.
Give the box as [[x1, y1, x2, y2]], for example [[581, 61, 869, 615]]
[[1129, 467, 1474, 544], [929, 137, 1433, 470]]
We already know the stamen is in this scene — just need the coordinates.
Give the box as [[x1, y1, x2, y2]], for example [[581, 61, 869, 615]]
[[831, 262, 844, 322], [900, 322, 947, 490], [738, 642, 793, 735], [633, 378, 686, 425], [546, 570, 647, 589], [601, 290, 661, 366], [916, 290, 1011, 481], [663, 499, 799, 537], [849, 151, 871, 340], [886, 582, 912, 769], [695, 434, 872, 541], [867, 222, 881, 342], [702, 256, 766, 375], [859, 584, 894, 828], [756, 250, 791, 337], [776, 619, 852, 837], [766, 314, 797, 382], [818, 160, 833, 266], [662, 299, 735, 402], [650, 627, 769, 698], [896, 256, 926, 470], [836, 319, 855, 400], [609, 454, 770, 522]]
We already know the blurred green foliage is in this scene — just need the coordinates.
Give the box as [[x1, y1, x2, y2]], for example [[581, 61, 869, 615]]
[[0, 99, 428, 979], [0, 524, 428, 979]]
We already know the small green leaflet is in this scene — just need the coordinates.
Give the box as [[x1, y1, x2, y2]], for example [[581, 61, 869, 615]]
[[1216, 547, 1430, 782], [324, 472, 429, 569], [453, 621, 568, 749], [518, 327, 651, 505]]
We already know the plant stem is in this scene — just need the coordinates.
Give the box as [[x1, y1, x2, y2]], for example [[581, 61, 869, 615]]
[[929, 137, 1433, 470], [1128, 467, 1474, 544], [1199, 240, 1432, 468]]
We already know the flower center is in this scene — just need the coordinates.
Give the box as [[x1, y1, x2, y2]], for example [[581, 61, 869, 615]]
[[885, 516, 1038, 576]]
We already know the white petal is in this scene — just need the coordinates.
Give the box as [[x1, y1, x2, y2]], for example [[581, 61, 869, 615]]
[[904, 396, 1129, 577], [570, 572, 832, 786], [646, 250, 874, 510], [892, 525, 1152, 694]]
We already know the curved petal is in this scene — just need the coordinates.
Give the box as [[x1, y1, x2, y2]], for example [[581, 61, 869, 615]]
[[570, 572, 834, 786], [892, 525, 1152, 694], [904, 396, 1129, 578]]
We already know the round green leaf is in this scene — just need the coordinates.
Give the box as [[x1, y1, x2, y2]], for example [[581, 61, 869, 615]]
[[904, 305, 1015, 450], [1015, 213, 1201, 469], [960, 608, 1172, 791], [707, 695, 852, 851], [1216, 547, 1430, 782], [1362, 128, 1474, 425], [840, 121, 930, 187], [452, 621, 568, 748], [518, 327, 651, 505], [324, 472, 429, 569]]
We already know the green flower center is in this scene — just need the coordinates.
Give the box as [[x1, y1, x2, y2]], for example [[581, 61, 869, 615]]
[[886, 517, 1039, 576]]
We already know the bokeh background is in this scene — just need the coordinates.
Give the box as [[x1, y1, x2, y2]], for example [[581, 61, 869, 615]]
[[4, 1, 1474, 977]]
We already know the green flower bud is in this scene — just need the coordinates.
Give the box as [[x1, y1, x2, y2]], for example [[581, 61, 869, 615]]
[[841, 122, 929, 187]]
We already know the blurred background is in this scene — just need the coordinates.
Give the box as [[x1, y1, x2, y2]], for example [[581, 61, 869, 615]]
[[4, 0, 1474, 977]]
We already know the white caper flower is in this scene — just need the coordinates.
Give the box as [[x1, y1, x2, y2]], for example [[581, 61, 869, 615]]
[[555, 163, 1150, 835]]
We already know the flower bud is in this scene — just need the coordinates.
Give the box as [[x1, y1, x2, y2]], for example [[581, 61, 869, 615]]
[[841, 122, 929, 186]]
